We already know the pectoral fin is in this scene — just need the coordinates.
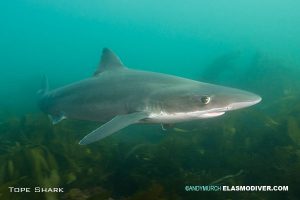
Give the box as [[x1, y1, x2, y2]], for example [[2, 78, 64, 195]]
[[79, 112, 149, 145]]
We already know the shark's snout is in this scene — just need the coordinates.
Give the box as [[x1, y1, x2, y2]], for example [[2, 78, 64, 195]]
[[227, 92, 262, 110]]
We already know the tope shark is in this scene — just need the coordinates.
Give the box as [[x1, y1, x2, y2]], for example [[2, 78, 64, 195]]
[[38, 48, 261, 145]]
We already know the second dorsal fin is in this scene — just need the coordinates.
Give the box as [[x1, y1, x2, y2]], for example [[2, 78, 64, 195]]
[[94, 48, 125, 75]]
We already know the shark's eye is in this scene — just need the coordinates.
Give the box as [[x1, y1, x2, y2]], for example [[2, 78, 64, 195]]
[[201, 96, 211, 104]]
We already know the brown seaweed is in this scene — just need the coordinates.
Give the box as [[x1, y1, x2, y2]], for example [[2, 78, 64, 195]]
[[0, 53, 300, 199]]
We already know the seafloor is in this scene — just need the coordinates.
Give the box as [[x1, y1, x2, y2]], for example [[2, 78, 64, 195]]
[[0, 54, 300, 200]]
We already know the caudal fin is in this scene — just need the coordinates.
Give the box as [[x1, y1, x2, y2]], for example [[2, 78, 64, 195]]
[[37, 75, 49, 97]]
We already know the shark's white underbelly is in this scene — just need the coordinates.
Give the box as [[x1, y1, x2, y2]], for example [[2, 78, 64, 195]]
[[144, 110, 225, 124]]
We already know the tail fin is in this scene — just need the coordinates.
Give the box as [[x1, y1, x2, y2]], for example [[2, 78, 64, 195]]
[[37, 75, 49, 97]]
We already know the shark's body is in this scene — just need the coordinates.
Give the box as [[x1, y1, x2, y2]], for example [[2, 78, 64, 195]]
[[38, 48, 261, 145]]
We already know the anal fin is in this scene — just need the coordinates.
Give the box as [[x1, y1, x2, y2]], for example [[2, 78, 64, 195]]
[[161, 123, 173, 131], [48, 112, 66, 124]]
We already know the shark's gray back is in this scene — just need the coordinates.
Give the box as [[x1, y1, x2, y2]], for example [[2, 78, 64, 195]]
[[40, 68, 199, 122]]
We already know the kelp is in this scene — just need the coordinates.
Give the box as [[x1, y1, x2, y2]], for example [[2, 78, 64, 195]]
[[0, 109, 298, 200], [0, 54, 300, 200], [287, 117, 300, 145]]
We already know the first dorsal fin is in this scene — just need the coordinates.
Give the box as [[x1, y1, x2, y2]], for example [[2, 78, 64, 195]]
[[94, 48, 125, 76]]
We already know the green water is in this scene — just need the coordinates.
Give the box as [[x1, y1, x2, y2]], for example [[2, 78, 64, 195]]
[[1, 0, 300, 199]]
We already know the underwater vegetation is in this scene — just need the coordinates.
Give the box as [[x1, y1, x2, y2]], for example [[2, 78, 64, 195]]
[[0, 53, 300, 200]]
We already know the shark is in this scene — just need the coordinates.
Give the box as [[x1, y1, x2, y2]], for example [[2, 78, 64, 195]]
[[38, 48, 261, 145]]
